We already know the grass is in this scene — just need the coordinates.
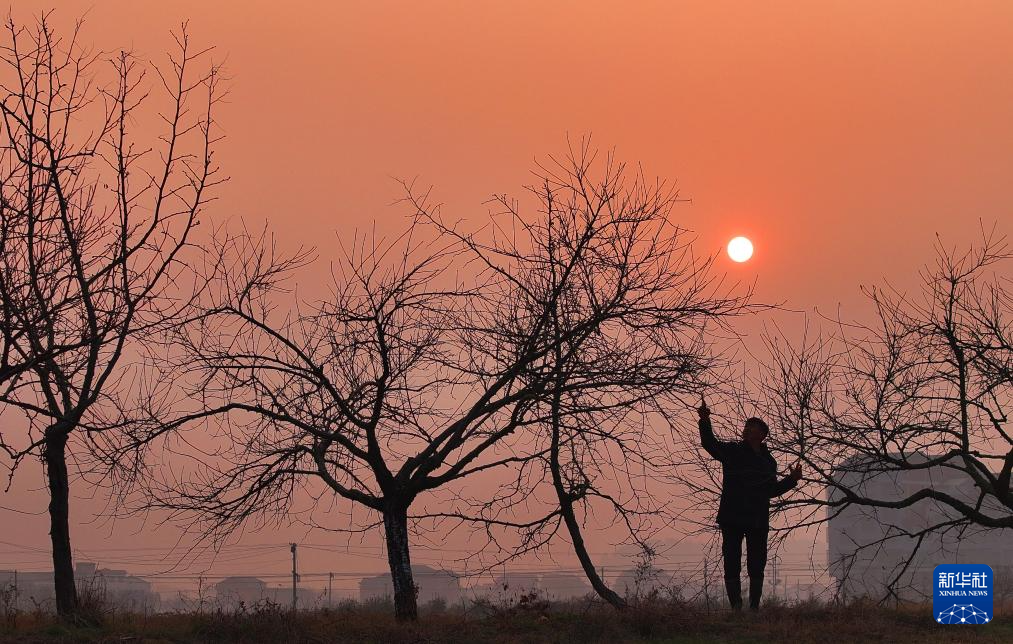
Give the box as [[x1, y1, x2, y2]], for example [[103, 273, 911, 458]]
[[1, 597, 1010, 643]]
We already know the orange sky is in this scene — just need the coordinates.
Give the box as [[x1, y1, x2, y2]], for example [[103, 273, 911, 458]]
[[3, 1, 1013, 596], [15, 0, 1010, 305]]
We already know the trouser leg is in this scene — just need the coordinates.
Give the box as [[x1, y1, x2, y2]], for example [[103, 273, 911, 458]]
[[745, 524, 769, 610], [720, 525, 744, 609]]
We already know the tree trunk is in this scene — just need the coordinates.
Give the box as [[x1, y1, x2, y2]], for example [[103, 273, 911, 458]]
[[382, 501, 418, 621], [550, 444, 627, 609], [44, 428, 78, 617], [547, 312, 626, 609], [565, 512, 627, 609]]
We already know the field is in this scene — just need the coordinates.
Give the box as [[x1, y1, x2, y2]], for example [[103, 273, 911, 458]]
[[1, 597, 1009, 643]]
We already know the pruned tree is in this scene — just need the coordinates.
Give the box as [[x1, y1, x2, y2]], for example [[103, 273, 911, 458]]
[[125, 146, 749, 620], [757, 227, 1013, 600], [414, 144, 754, 609], [126, 221, 541, 622], [0, 13, 223, 617]]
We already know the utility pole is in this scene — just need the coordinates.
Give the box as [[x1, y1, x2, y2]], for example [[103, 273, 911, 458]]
[[328, 572, 333, 608], [703, 560, 710, 609], [290, 543, 298, 613], [772, 556, 779, 600]]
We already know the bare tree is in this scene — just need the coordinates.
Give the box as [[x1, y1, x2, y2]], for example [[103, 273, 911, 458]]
[[415, 145, 753, 609], [127, 146, 748, 620], [758, 227, 1013, 599], [0, 13, 222, 617], [128, 222, 530, 622]]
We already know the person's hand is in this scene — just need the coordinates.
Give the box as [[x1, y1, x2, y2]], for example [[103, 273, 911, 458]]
[[697, 395, 710, 421], [788, 461, 803, 482]]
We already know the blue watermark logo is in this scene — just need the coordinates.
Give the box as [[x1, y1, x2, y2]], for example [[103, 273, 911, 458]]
[[933, 564, 992, 624]]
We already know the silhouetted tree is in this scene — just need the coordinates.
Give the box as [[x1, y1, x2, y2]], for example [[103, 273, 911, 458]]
[[129, 146, 749, 620], [759, 229, 1013, 599], [0, 14, 222, 617], [129, 223, 536, 622], [415, 145, 753, 609]]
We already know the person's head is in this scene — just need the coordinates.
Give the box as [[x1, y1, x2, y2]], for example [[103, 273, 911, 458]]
[[742, 417, 769, 449]]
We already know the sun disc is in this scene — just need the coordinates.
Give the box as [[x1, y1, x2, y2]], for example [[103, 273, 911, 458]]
[[727, 236, 754, 263]]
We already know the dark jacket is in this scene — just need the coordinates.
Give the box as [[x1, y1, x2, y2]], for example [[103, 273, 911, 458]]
[[699, 415, 796, 527]]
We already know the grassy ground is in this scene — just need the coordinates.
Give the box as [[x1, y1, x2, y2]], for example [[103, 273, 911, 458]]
[[1, 598, 1009, 643]]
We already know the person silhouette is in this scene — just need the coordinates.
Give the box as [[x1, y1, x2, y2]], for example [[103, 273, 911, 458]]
[[697, 396, 802, 611]]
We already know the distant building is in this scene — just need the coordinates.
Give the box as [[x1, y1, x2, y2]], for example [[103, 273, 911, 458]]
[[86, 567, 157, 611], [501, 572, 541, 595], [470, 571, 591, 602], [0, 562, 156, 612], [469, 571, 541, 602], [359, 565, 461, 605], [215, 576, 268, 607], [263, 584, 324, 609], [0, 570, 54, 611], [828, 455, 1013, 601], [537, 573, 590, 600]]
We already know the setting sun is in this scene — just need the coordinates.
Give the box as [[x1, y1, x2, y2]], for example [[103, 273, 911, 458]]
[[727, 236, 754, 262]]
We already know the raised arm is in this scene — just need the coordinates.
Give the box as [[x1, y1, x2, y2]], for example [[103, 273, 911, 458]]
[[698, 399, 729, 461]]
